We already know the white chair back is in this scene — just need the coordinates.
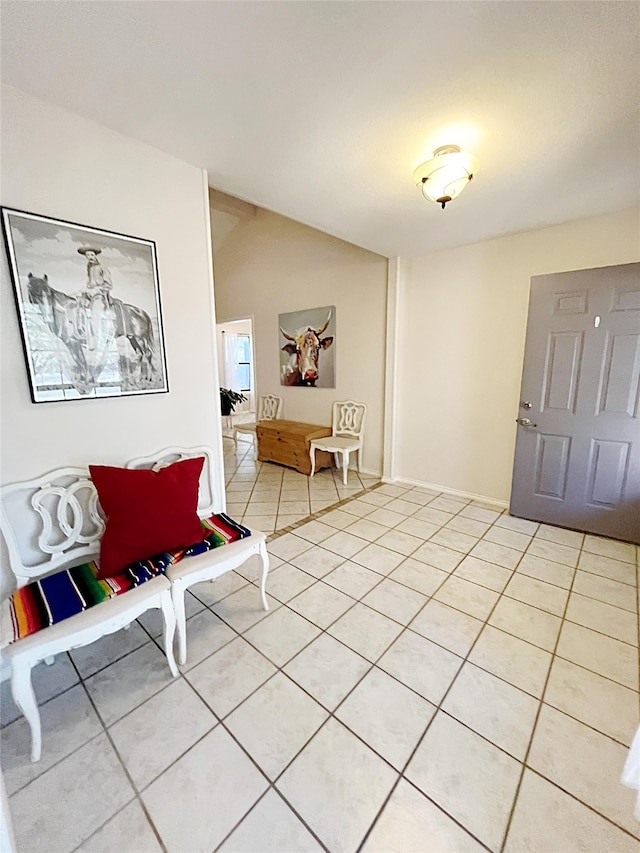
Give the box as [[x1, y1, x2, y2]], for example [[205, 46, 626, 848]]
[[257, 395, 283, 421], [332, 400, 366, 439]]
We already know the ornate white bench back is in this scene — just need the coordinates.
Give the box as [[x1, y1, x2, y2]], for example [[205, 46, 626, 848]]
[[1, 446, 223, 590], [1, 468, 103, 588], [126, 445, 223, 518]]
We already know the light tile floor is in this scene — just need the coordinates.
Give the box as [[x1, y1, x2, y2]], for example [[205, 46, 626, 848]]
[[1, 437, 639, 852], [222, 429, 380, 533]]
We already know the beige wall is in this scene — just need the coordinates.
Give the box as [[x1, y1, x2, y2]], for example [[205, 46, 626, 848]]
[[396, 207, 640, 503], [0, 87, 223, 593], [213, 208, 388, 475]]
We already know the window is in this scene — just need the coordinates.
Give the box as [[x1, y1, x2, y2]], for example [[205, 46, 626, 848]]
[[236, 334, 252, 392]]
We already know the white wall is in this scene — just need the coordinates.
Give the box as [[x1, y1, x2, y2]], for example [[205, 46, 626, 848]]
[[0, 87, 223, 591], [396, 207, 640, 503], [213, 207, 388, 475]]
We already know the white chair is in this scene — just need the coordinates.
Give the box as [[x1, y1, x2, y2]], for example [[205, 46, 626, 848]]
[[0, 467, 178, 762], [127, 447, 270, 666], [309, 400, 367, 486], [233, 394, 283, 447]]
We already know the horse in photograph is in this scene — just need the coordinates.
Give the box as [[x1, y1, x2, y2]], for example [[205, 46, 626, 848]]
[[26, 273, 156, 394], [280, 311, 334, 386], [109, 297, 156, 388], [27, 273, 96, 395]]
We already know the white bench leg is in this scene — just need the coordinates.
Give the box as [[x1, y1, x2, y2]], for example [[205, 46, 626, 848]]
[[12, 661, 41, 762], [259, 541, 270, 611], [172, 584, 188, 667], [160, 590, 178, 677], [309, 445, 317, 478]]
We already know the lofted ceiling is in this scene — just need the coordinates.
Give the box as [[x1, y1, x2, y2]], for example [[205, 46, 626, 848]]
[[1, 1, 638, 258]]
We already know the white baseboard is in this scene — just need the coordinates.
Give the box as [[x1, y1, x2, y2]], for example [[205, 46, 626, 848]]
[[383, 475, 509, 510]]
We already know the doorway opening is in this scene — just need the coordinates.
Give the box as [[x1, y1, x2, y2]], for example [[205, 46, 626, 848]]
[[216, 318, 255, 422]]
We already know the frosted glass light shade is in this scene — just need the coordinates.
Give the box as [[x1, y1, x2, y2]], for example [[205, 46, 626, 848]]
[[413, 145, 478, 208]]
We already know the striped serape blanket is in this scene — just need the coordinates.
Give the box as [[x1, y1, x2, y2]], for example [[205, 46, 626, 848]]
[[1, 513, 251, 648], [185, 513, 252, 555]]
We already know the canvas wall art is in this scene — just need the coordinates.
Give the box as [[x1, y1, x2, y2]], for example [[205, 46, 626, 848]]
[[279, 305, 335, 388], [1, 208, 168, 403]]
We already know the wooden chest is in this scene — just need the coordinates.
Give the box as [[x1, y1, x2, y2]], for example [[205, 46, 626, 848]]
[[256, 419, 334, 475]]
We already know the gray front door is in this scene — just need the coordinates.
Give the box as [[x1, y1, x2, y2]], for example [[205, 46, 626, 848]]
[[510, 263, 640, 544]]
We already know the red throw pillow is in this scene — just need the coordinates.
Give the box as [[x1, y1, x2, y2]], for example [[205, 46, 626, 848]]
[[90, 457, 207, 578]]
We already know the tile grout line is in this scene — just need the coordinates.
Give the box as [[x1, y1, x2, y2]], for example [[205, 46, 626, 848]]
[[211, 785, 330, 853]]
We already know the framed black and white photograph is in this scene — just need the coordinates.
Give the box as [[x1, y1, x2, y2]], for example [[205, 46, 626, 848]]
[[1, 207, 169, 403]]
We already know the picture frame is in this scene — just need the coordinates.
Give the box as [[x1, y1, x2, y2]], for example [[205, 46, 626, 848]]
[[1, 207, 169, 403], [279, 305, 336, 388]]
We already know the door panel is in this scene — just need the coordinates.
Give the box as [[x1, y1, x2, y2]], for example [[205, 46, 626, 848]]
[[553, 290, 588, 314], [586, 439, 630, 507], [542, 332, 583, 412], [612, 281, 640, 311], [510, 263, 640, 544], [597, 333, 640, 416], [533, 434, 571, 499]]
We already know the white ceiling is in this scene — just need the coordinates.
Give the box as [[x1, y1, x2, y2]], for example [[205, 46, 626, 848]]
[[2, 1, 638, 258]]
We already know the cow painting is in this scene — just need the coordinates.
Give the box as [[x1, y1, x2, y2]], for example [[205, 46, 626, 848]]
[[279, 306, 335, 387]]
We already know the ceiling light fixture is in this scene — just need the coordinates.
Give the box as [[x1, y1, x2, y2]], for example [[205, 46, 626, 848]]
[[413, 145, 478, 209]]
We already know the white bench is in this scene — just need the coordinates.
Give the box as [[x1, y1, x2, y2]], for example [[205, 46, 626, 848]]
[[0, 445, 269, 761]]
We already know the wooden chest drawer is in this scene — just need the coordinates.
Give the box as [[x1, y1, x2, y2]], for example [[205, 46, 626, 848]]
[[256, 420, 333, 475]]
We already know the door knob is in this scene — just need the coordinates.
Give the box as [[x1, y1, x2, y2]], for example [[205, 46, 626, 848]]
[[516, 417, 537, 427]]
